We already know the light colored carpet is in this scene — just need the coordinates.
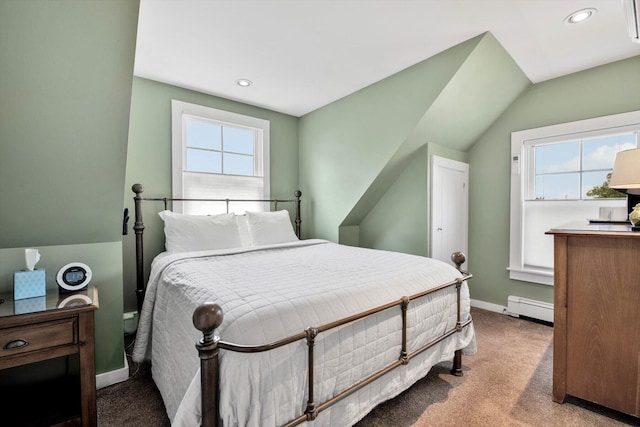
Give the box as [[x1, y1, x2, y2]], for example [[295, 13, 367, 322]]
[[98, 308, 639, 426], [356, 308, 638, 426]]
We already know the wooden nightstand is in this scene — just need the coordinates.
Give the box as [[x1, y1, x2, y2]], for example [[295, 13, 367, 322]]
[[0, 286, 98, 427]]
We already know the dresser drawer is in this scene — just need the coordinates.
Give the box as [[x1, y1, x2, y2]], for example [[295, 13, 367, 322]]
[[0, 317, 77, 358]]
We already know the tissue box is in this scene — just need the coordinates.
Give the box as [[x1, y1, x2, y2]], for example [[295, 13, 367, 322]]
[[14, 269, 46, 300]]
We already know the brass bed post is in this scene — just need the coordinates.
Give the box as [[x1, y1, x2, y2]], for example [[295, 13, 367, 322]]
[[294, 190, 302, 239], [400, 296, 409, 364], [304, 327, 319, 421], [193, 303, 224, 427], [132, 184, 146, 314], [450, 251, 467, 377]]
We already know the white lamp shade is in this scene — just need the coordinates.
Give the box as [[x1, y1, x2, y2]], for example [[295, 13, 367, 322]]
[[610, 148, 640, 195]]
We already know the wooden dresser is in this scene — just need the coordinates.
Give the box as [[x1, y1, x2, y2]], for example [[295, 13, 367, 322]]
[[547, 223, 640, 418]]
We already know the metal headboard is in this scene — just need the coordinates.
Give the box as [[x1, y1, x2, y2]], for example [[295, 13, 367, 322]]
[[131, 183, 302, 313]]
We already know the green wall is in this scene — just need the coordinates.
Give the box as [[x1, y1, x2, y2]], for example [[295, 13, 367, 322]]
[[468, 55, 640, 307], [0, 0, 138, 248], [358, 143, 468, 256], [0, 1, 139, 374], [298, 32, 529, 255], [123, 77, 299, 313], [298, 35, 480, 243]]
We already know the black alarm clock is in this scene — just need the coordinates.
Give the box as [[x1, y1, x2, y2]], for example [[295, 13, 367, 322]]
[[56, 262, 92, 293]]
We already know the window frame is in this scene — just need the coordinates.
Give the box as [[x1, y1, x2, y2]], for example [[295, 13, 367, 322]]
[[171, 100, 270, 214], [509, 110, 640, 285]]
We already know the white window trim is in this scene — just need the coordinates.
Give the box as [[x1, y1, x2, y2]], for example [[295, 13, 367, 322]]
[[509, 110, 640, 285], [171, 100, 270, 213]]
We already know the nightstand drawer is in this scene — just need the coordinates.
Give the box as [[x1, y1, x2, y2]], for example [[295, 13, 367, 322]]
[[0, 317, 77, 358]]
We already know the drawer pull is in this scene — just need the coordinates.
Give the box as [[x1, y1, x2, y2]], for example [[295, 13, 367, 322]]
[[4, 339, 29, 350]]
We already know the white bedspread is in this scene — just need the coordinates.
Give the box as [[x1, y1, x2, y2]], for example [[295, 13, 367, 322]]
[[132, 240, 476, 427]]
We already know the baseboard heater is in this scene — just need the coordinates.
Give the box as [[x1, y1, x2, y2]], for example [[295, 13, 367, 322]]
[[507, 295, 554, 324]]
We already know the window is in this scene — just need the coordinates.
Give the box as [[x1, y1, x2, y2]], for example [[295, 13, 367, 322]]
[[185, 118, 256, 176], [509, 111, 640, 285], [528, 133, 635, 201], [171, 100, 270, 215]]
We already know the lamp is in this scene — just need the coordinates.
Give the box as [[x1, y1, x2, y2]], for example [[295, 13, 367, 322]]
[[609, 148, 640, 230]]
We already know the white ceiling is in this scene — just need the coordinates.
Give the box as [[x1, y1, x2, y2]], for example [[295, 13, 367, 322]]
[[134, 0, 640, 117]]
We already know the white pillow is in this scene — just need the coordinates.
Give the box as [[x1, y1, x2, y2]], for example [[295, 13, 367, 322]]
[[235, 214, 252, 247], [158, 210, 242, 252], [245, 210, 299, 246]]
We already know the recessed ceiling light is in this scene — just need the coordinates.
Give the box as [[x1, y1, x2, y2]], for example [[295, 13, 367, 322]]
[[236, 79, 252, 87], [564, 8, 597, 24]]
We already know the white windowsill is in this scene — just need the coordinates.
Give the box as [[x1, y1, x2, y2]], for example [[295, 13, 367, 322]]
[[507, 267, 554, 286]]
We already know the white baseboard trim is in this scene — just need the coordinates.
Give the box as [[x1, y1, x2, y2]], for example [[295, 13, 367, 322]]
[[470, 298, 507, 314], [96, 351, 129, 390]]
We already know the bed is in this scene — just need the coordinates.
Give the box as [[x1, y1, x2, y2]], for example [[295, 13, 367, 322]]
[[129, 184, 476, 427]]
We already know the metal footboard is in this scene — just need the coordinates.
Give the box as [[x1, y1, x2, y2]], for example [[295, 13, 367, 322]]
[[193, 254, 472, 427]]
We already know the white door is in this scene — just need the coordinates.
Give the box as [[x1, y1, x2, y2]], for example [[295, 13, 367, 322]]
[[431, 156, 469, 270]]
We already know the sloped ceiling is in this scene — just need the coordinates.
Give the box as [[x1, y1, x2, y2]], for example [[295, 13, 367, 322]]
[[341, 32, 530, 227]]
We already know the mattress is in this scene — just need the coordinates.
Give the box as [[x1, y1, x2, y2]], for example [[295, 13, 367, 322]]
[[132, 239, 476, 426]]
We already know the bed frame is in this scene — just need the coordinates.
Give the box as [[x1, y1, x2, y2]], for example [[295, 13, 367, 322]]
[[131, 183, 472, 427]]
